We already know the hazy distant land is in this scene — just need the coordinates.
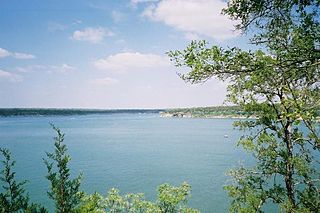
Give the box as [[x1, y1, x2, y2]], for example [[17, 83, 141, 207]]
[[160, 106, 252, 119], [0, 106, 246, 118], [0, 107, 245, 118], [0, 108, 163, 116], [1, 107, 318, 120], [161, 106, 320, 121]]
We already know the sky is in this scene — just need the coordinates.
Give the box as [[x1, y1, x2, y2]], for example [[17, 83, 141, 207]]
[[0, 0, 252, 109]]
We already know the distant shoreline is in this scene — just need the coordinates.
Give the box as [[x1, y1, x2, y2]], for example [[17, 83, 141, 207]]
[[160, 112, 256, 119], [1, 107, 319, 122], [0, 106, 243, 117], [160, 106, 251, 119], [0, 108, 164, 117], [160, 107, 320, 122]]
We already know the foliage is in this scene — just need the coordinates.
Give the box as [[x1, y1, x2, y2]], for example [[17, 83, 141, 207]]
[[168, 0, 320, 212], [157, 182, 194, 213], [44, 124, 83, 213], [163, 106, 251, 118], [24, 204, 48, 213], [0, 148, 47, 213], [77, 182, 198, 213], [0, 148, 28, 212], [76, 192, 105, 213]]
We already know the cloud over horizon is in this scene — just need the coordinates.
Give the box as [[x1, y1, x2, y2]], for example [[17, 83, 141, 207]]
[[142, 0, 238, 41], [0, 69, 22, 82], [93, 52, 171, 72], [15, 64, 76, 74], [89, 77, 119, 86]]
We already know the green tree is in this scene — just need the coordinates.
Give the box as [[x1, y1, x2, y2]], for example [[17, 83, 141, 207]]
[[168, 0, 320, 212], [44, 124, 83, 213], [0, 148, 47, 213], [78, 182, 199, 213], [0, 148, 28, 212], [157, 182, 196, 213], [76, 192, 105, 213]]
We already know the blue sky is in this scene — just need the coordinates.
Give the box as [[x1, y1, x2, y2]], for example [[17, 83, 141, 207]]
[[0, 0, 251, 109]]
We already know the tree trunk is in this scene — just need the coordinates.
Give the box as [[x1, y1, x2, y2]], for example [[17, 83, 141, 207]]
[[284, 122, 296, 211]]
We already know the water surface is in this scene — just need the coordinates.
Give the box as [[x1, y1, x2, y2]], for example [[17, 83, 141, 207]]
[[0, 113, 248, 212]]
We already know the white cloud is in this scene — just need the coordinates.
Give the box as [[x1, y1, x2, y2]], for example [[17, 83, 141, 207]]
[[0, 47, 35, 59], [93, 52, 170, 72], [142, 0, 238, 41], [115, 39, 126, 46], [15, 64, 76, 74], [13, 52, 36, 59], [111, 11, 126, 22], [15, 65, 46, 73], [0, 48, 11, 58], [74, 20, 82, 24], [71, 27, 114, 43], [89, 77, 119, 86], [131, 0, 159, 4], [184, 32, 201, 40], [0, 70, 12, 77], [0, 69, 22, 82], [50, 64, 76, 73]]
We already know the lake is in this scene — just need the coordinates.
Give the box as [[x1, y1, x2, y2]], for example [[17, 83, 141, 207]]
[[0, 112, 249, 212]]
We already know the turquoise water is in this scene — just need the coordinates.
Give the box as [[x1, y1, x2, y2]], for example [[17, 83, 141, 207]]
[[0, 113, 249, 212]]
